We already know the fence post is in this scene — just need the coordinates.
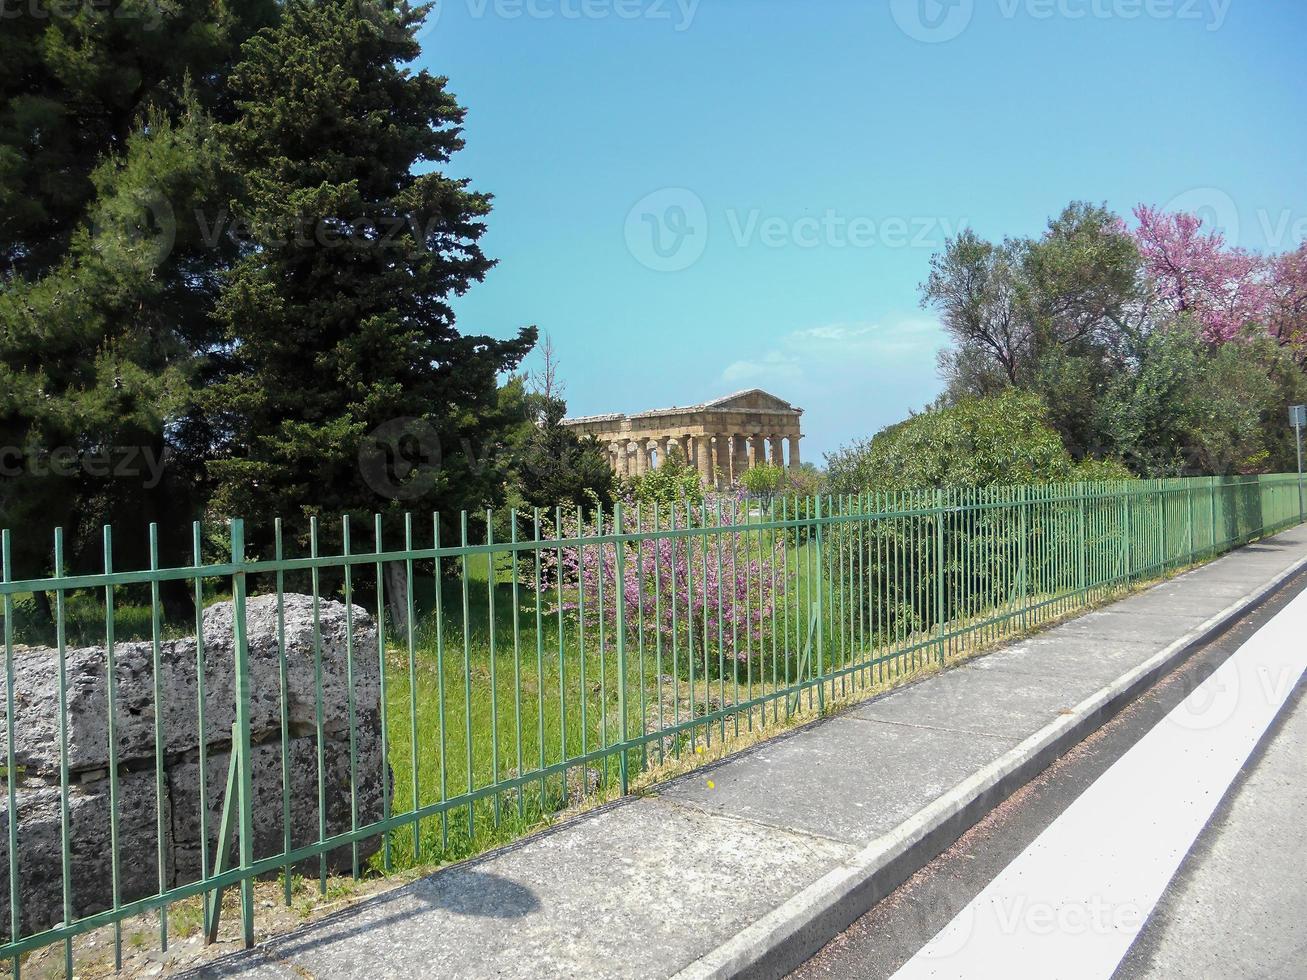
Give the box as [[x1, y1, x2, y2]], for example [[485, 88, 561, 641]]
[[1018, 486, 1029, 630], [1123, 484, 1132, 583], [613, 502, 630, 795], [230, 519, 256, 948], [1186, 480, 1195, 563], [935, 488, 945, 666], [814, 494, 825, 712], [1159, 481, 1168, 574], [2, 531, 18, 971], [1209, 476, 1218, 556], [1077, 484, 1088, 596]]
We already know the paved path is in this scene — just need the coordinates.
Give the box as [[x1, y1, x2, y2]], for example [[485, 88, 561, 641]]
[[792, 562, 1307, 980], [186, 526, 1307, 980]]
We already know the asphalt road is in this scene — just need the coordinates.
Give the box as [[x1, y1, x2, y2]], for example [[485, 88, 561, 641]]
[[789, 570, 1307, 980]]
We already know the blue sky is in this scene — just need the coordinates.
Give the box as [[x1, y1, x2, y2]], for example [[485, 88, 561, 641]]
[[415, 0, 1307, 461]]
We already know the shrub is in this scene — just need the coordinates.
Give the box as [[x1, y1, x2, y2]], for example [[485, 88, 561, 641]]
[[825, 389, 1121, 493]]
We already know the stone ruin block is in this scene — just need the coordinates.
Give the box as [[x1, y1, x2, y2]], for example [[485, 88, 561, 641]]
[[2, 594, 380, 779], [169, 716, 386, 886], [0, 595, 389, 941], [0, 771, 167, 938]]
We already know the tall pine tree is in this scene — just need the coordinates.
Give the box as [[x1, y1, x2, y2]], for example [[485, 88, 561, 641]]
[[1, 1, 274, 596], [207, 0, 536, 604]]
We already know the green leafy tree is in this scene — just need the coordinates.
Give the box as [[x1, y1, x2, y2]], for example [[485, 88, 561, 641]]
[[739, 463, 785, 497], [1099, 321, 1301, 476], [633, 447, 705, 508], [924, 203, 1144, 459]]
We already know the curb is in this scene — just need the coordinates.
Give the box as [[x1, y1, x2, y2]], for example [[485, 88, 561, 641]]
[[672, 546, 1307, 980]]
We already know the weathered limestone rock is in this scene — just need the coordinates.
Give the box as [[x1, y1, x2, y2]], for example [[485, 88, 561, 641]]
[[169, 722, 385, 885], [0, 595, 389, 941], [2, 594, 379, 778], [0, 771, 168, 938]]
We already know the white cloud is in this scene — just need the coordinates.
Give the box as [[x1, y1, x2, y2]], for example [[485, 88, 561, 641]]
[[719, 318, 947, 459], [722, 318, 944, 386]]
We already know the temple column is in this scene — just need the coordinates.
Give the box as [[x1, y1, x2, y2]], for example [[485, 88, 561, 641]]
[[788, 434, 802, 471], [769, 434, 786, 467], [710, 435, 726, 487], [751, 434, 767, 469], [699, 435, 715, 484], [731, 434, 748, 483], [627, 440, 641, 476], [679, 434, 692, 467]]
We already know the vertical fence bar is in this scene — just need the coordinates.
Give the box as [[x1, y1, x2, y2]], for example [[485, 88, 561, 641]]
[[510, 510, 524, 821], [1018, 486, 1029, 631], [485, 511, 500, 823], [533, 509, 546, 807], [434, 513, 449, 851], [935, 489, 945, 665], [3, 531, 20, 977], [229, 519, 256, 948], [148, 525, 168, 949], [54, 528, 73, 976], [189, 522, 215, 932], [405, 514, 421, 855], [309, 518, 327, 893], [342, 517, 361, 878], [814, 495, 825, 712], [272, 519, 291, 904], [460, 512, 474, 841], [103, 525, 122, 968], [614, 503, 630, 795], [375, 515, 393, 869]]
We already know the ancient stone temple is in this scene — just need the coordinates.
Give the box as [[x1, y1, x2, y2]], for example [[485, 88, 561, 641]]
[[561, 389, 803, 487]]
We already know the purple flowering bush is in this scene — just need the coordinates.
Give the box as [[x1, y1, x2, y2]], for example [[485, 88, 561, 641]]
[[543, 490, 791, 676]]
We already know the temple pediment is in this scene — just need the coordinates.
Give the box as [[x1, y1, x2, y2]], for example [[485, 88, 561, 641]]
[[701, 389, 802, 415]]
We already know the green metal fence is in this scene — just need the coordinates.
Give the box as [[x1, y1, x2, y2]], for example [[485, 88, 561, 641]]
[[1, 473, 1304, 973]]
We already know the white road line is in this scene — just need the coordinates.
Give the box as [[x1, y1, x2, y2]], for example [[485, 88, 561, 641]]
[[892, 587, 1307, 980]]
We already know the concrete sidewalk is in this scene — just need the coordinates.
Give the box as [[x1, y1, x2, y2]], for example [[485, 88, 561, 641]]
[[187, 527, 1307, 980]]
